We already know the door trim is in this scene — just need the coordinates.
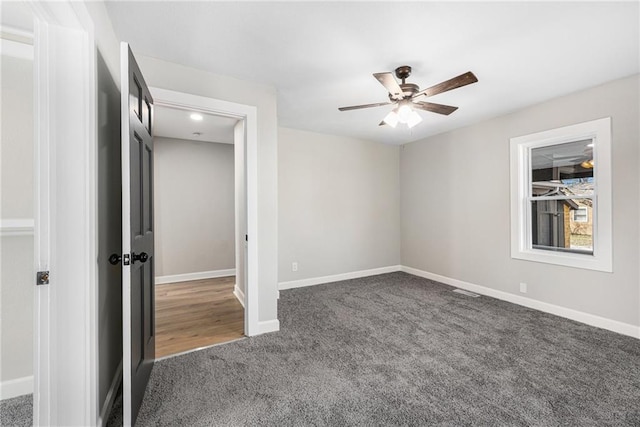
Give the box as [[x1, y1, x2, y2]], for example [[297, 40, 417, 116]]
[[29, 1, 98, 425], [150, 87, 260, 336]]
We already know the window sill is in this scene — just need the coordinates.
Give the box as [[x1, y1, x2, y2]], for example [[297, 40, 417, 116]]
[[512, 248, 612, 272]]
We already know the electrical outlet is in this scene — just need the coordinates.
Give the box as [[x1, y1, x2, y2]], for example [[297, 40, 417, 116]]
[[519, 282, 527, 293], [292, 262, 298, 272]]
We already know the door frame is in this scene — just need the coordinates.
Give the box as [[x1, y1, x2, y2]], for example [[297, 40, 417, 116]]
[[29, 1, 99, 425], [150, 87, 260, 336], [28, 3, 262, 424]]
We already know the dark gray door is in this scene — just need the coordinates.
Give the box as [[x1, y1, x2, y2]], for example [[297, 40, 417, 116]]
[[121, 42, 155, 426]]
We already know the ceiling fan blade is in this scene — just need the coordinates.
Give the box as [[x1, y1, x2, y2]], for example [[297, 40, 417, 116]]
[[338, 101, 392, 111], [373, 72, 404, 100], [413, 71, 478, 98], [413, 101, 459, 115]]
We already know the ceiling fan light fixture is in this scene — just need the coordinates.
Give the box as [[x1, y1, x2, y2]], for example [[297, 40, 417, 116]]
[[397, 103, 413, 123], [407, 111, 423, 128], [581, 159, 594, 169], [383, 110, 399, 128]]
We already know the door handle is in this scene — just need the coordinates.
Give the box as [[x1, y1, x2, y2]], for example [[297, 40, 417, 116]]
[[109, 253, 133, 266], [132, 252, 149, 264]]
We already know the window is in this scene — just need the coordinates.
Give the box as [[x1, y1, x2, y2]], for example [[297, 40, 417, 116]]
[[510, 118, 612, 272], [572, 207, 588, 223]]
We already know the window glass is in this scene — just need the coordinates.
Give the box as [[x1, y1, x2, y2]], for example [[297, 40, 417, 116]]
[[530, 200, 593, 254], [530, 139, 594, 197]]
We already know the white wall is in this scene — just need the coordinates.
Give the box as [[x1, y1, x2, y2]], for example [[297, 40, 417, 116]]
[[154, 137, 235, 278], [1, 54, 33, 218], [401, 74, 640, 328], [0, 52, 34, 394], [137, 56, 278, 322], [278, 127, 401, 284], [83, 1, 120, 88]]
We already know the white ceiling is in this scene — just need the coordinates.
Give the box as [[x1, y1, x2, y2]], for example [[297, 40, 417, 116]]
[[154, 105, 237, 144], [106, 2, 639, 145]]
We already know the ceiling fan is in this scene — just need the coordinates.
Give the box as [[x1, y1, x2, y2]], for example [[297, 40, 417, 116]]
[[338, 66, 478, 128]]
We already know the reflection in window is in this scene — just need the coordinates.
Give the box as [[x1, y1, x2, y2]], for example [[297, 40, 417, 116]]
[[530, 139, 594, 254]]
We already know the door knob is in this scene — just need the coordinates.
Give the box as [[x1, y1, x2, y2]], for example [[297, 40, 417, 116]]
[[132, 252, 149, 263], [109, 254, 122, 265]]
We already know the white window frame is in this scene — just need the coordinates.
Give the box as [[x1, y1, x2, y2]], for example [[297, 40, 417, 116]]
[[510, 117, 612, 272]]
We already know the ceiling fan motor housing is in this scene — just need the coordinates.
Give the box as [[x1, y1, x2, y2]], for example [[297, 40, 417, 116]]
[[401, 83, 419, 98], [388, 82, 419, 100], [391, 66, 419, 99]]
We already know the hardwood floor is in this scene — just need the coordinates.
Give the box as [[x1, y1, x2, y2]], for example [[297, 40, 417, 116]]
[[155, 276, 244, 358]]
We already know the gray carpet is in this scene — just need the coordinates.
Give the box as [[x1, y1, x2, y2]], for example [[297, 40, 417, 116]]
[[106, 272, 640, 426], [0, 394, 32, 427]]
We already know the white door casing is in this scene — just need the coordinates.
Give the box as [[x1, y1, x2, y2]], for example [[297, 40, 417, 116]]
[[30, 1, 99, 425], [150, 87, 259, 336]]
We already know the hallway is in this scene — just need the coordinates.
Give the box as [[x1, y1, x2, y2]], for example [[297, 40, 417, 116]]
[[155, 276, 244, 358]]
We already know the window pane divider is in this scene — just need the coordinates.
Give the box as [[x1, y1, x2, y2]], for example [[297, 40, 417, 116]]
[[528, 195, 594, 202]]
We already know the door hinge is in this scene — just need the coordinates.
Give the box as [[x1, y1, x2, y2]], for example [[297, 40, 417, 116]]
[[123, 253, 130, 266], [37, 271, 50, 286], [245, 234, 248, 242]]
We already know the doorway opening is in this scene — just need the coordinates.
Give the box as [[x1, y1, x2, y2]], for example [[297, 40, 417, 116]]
[[152, 106, 245, 358], [149, 87, 259, 341]]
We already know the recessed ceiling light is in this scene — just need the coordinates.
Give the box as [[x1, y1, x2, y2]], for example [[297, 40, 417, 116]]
[[190, 113, 203, 121], [193, 132, 202, 136]]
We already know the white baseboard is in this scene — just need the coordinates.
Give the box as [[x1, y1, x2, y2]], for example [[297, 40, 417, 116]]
[[98, 361, 122, 427], [401, 266, 640, 339], [156, 269, 236, 285], [279, 265, 402, 290], [0, 376, 33, 400], [258, 319, 280, 334], [233, 284, 245, 308]]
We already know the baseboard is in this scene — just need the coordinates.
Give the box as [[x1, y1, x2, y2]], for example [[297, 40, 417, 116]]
[[279, 265, 402, 290], [258, 319, 280, 334], [98, 361, 122, 427], [233, 284, 245, 308], [155, 269, 236, 285], [401, 266, 640, 339], [0, 376, 33, 400]]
